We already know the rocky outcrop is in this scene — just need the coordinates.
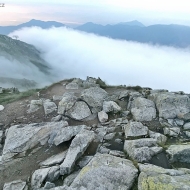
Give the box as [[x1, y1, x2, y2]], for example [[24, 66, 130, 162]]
[[103, 101, 121, 113], [3, 180, 28, 190], [69, 153, 138, 190], [66, 82, 78, 90], [60, 129, 95, 175]]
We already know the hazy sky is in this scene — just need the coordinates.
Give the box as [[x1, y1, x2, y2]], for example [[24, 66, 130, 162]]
[[1, 0, 190, 26]]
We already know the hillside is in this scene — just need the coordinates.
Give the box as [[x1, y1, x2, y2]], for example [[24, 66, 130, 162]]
[[0, 77, 190, 189], [76, 22, 190, 48]]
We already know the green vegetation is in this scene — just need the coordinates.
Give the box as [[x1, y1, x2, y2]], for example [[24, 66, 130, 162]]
[[0, 89, 39, 105], [126, 85, 143, 92], [96, 77, 107, 89]]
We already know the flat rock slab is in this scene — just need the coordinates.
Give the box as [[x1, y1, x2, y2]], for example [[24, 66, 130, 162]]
[[60, 129, 95, 175], [166, 143, 190, 164], [2, 121, 68, 161], [69, 153, 138, 190], [138, 163, 190, 190], [3, 180, 28, 190]]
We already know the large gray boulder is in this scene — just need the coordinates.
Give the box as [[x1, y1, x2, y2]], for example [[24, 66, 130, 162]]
[[138, 163, 190, 190], [125, 121, 148, 138], [0, 105, 4, 111], [149, 92, 190, 119], [66, 82, 78, 90], [163, 127, 180, 137], [166, 143, 190, 164], [60, 129, 95, 175], [183, 122, 190, 130], [81, 87, 108, 113], [3, 180, 28, 190], [2, 121, 68, 161], [58, 92, 77, 115], [103, 101, 121, 113], [124, 138, 163, 162], [43, 99, 57, 115], [98, 111, 108, 123], [69, 153, 138, 190], [148, 130, 167, 146], [27, 99, 43, 113], [66, 101, 91, 120], [131, 97, 156, 121]]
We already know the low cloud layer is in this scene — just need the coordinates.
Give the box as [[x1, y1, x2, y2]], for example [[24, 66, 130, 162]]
[[8, 26, 190, 92]]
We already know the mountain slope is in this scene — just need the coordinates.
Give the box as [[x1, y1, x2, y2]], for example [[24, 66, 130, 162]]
[[0, 19, 65, 35], [76, 22, 190, 48]]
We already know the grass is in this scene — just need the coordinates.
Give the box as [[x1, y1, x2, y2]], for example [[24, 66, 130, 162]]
[[0, 89, 40, 105]]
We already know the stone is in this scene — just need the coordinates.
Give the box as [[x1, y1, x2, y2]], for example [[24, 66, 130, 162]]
[[166, 143, 190, 164], [69, 153, 138, 190], [148, 130, 167, 146], [66, 82, 78, 89], [2, 121, 68, 161], [78, 156, 93, 168], [118, 90, 130, 99], [185, 131, 190, 138], [3, 180, 28, 190], [98, 146, 110, 154], [183, 122, 190, 130], [27, 99, 43, 113], [63, 170, 80, 187], [104, 132, 116, 140], [53, 95, 63, 101], [58, 92, 77, 115], [60, 129, 95, 175], [43, 100, 57, 115], [44, 182, 55, 189], [131, 97, 156, 121], [103, 101, 121, 113], [46, 166, 60, 182], [0, 105, 4, 111], [51, 115, 62, 122], [125, 121, 148, 138], [109, 150, 125, 158], [40, 150, 68, 167], [163, 127, 180, 137], [174, 119, 184, 126], [124, 138, 162, 162], [81, 87, 108, 113], [94, 127, 107, 142], [138, 163, 190, 190], [150, 92, 190, 119], [98, 111, 108, 123], [53, 125, 86, 146], [66, 101, 91, 120]]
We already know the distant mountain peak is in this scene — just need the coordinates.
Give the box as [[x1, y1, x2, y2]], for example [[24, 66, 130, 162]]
[[118, 20, 145, 27]]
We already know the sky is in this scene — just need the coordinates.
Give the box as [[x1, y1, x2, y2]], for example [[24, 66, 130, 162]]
[[1, 0, 190, 26]]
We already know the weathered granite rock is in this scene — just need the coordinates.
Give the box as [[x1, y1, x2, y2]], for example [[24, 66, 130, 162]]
[[124, 138, 163, 162], [138, 163, 190, 190], [104, 132, 116, 140], [3, 180, 28, 190], [0, 105, 4, 111], [69, 153, 138, 190], [66, 101, 91, 120], [60, 129, 95, 175], [40, 150, 68, 167], [46, 166, 60, 182], [2, 121, 68, 161], [131, 97, 156, 121], [53, 95, 63, 101], [103, 101, 121, 113], [58, 92, 77, 115], [183, 122, 190, 130], [53, 125, 86, 146], [149, 130, 167, 146], [63, 170, 80, 187], [185, 131, 190, 138], [166, 143, 190, 164], [43, 100, 57, 115], [163, 127, 180, 137], [98, 111, 108, 123], [27, 99, 43, 113], [149, 92, 190, 119], [81, 87, 108, 113], [66, 82, 78, 90], [44, 182, 55, 189], [78, 156, 93, 168], [51, 115, 62, 122], [125, 121, 148, 138]]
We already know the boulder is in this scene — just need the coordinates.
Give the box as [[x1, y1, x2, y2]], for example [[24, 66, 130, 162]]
[[138, 163, 190, 190], [51, 115, 62, 122], [2, 121, 68, 161], [183, 122, 190, 130], [60, 129, 95, 175], [131, 97, 156, 121], [125, 121, 148, 138], [53, 95, 63, 101], [66, 82, 78, 90], [103, 101, 122, 113], [166, 143, 190, 164], [104, 132, 116, 140], [0, 105, 4, 111], [27, 99, 43, 113], [69, 153, 138, 190], [78, 156, 93, 168], [66, 101, 91, 120], [81, 87, 108, 113], [3, 180, 28, 190], [124, 138, 163, 162], [163, 127, 180, 137], [98, 111, 108, 123], [148, 130, 167, 146], [58, 92, 77, 115], [43, 100, 57, 115]]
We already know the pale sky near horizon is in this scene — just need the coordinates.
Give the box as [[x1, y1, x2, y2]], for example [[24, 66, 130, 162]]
[[1, 0, 190, 26]]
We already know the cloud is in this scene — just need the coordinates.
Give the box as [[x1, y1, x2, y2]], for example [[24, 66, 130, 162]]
[[9, 26, 190, 93]]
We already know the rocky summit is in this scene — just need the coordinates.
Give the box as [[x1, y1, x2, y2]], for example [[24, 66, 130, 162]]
[[1, 76, 190, 190]]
